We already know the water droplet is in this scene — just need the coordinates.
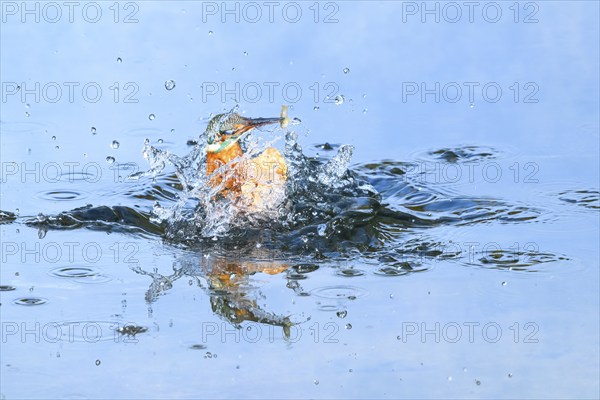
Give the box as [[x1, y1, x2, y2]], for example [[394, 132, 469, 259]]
[[313, 106, 320, 111], [106, 156, 115, 164], [448, 376, 453, 381], [336, 310, 347, 319], [501, 281, 507, 286], [149, 113, 155, 121], [158, 138, 163, 144], [231, 67, 235, 71], [170, 129, 175, 133], [117, 57, 122, 63], [470, 103, 475, 109], [91, 127, 97, 135], [313, 380, 319, 385], [345, 323, 352, 330], [208, 30, 213, 36], [343, 67, 350, 74], [243, 51, 248, 56], [508, 373, 513, 378], [389, 293, 394, 299], [55, 146, 59, 150], [25, 111, 30, 117], [317, 224, 327, 236], [475, 380, 481, 386], [362, 108, 368, 114], [51, 136, 56, 140], [111, 140, 120, 149], [349, 369, 353, 372], [165, 80, 176, 90], [25, 103, 30, 109], [95, 360, 101, 366], [334, 95, 344, 105], [463, 367, 468, 372]]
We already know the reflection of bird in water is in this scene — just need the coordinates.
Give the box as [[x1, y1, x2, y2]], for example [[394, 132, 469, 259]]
[[205, 258, 292, 336], [204, 107, 289, 212], [132, 255, 293, 336], [131, 265, 189, 304]]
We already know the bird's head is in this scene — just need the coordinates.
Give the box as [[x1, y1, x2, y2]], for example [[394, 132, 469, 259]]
[[205, 107, 289, 154]]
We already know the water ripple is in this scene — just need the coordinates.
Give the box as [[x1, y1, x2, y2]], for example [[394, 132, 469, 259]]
[[37, 190, 89, 202], [49, 266, 113, 284], [310, 285, 368, 300], [472, 248, 569, 271], [558, 189, 600, 210], [13, 297, 48, 306], [336, 268, 365, 277], [418, 145, 500, 163]]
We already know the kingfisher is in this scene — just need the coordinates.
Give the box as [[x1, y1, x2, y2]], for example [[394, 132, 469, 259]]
[[204, 106, 289, 212]]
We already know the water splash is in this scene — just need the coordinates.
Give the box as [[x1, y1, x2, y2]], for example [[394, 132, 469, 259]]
[[15, 115, 565, 274], [140, 107, 362, 240]]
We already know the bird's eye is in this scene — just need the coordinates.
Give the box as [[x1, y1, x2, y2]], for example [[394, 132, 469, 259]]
[[222, 129, 234, 135]]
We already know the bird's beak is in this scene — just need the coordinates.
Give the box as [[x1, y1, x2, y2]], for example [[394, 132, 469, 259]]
[[232, 117, 283, 136], [207, 117, 283, 154], [206, 106, 290, 154], [231, 106, 290, 136]]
